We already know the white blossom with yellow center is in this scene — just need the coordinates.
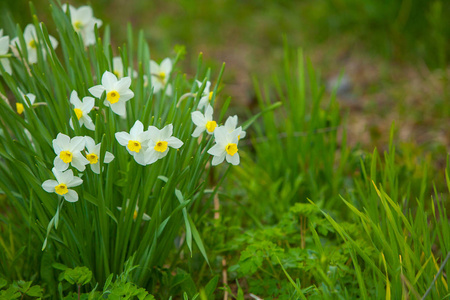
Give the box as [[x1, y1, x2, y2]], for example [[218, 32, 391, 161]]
[[52, 133, 89, 172], [0, 29, 12, 75], [207, 126, 241, 166], [89, 71, 134, 117], [84, 136, 114, 174], [69, 90, 95, 131], [224, 115, 246, 140], [62, 4, 102, 47], [196, 80, 214, 110], [149, 58, 173, 96], [145, 124, 183, 165], [11, 24, 58, 64], [191, 104, 217, 137], [16, 88, 36, 115], [42, 168, 83, 202], [112, 56, 137, 79], [115, 120, 151, 166]]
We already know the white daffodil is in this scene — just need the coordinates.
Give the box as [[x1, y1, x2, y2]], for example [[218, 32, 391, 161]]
[[191, 104, 217, 137], [0, 29, 12, 75], [150, 58, 172, 96], [224, 115, 246, 139], [11, 24, 58, 64], [69, 91, 95, 131], [146, 124, 183, 165], [42, 168, 83, 202], [89, 71, 134, 117], [52, 133, 89, 172], [16, 88, 36, 115], [112, 56, 137, 79], [115, 120, 151, 166], [196, 80, 213, 110], [207, 126, 240, 166], [117, 199, 151, 221], [62, 4, 102, 47], [84, 136, 114, 174]]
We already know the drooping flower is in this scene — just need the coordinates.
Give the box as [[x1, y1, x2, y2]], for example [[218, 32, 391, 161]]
[[146, 124, 183, 165], [69, 91, 95, 131], [84, 136, 114, 174], [191, 104, 217, 137], [16, 88, 36, 115], [196, 80, 213, 110], [117, 199, 151, 221], [115, 120, 151, 166], [42, 168, 83, 202], [207, 126, 240, 166], [112, 56, 137, 79], [89, 71, 134, 117], [52, 133, 89, 171], [62, 4, 102, 47], [0, 29, 12, 75], [150, 58, 172, 96], [224, 115, 246, 140], [11, 24, 58, 64]]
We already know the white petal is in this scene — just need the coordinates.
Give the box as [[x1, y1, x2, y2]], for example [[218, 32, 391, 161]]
[[145, 149, 159, 165], [142, 213, 151, 221], [53, 157, 69, 171], [84, 136, 96, 151], [116, 77, 132, 92], [160, 124, 173, 140], [160, 58, 172, 74], [70, 136, 86, 152], [191, 111, 206, 126], [149, 60, 160, 74], [225, 115, 238, 132], [104, 151, 115, 163], [83, 117, 96, 131], [91, 162, 100, 174], [58, 168, 74, 184], [64, 189, 78, 202], [115, 132, 130, 146], [130, 120, 144, 137], [205, 105, 214, 120], [42, 180, 58, 193], [110, 101, 126, 116], [133, 152, 147, 166], [67, 176, 83, 188], [89, 85, 105, 98], [101, 71, 117, 90], [207, 144, 225, 157], [0, 36, 9, 54], [191, 126, 204, 138], [81, 96, 95, 111], [166, 137, 183, 149], [72, 154, 89, 171], [213, 126, 227, 143], [226, 152, 240, 165], [147, 126, 161, 141], [165, 84, 173, 96], [211, 154, 225, 166]]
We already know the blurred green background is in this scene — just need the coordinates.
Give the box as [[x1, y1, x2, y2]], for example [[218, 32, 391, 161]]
[[1, 0, 449, 148]]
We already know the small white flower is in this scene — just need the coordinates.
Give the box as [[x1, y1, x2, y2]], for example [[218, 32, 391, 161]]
[[115, 120, 151, 166], [69, 91, 95, 131], [196, 80, 213, 110], [84, 136, 114, 174], [16, 88, 36, 115], [42, 168, 83, 202], [150, 58, 172, 96], [52, 133, 89, 172], [0, 29, 12, 75], [146, 124, 183, 165], [62, 4, 102, 47], [207, 126, 240, 166], [117, 199, 151, 221], [11, 24, 58, 64], [191, 104, 217, 137], [89, 71, 134, 117], [224, 115, 246, 139], [112, 56, 137, 79]]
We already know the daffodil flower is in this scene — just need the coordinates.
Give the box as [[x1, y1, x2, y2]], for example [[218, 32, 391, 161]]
[[16, 88, 36, 115], [117, 200, 151, 221], [191, 104, 217, 137], [146, 124, 183, 165], [42, 168, 83, 202], [0, 29, 12, 75], [112, 56, 137, 79], [52, 133, 89, 172], [115, 120, 151, 166], [224, 115, 246, 140], [62, 4, 102, 47], [196, 80, 213, 110], [207, 126, 240, 166], [150, 58, 173, 96], [11, 24, 58, 64], [84, 136, 114, 174], [89, 71, 134, 117], [69, 91, 95, 131]]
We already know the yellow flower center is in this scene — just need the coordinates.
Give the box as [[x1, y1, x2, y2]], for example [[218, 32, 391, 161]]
[[159, 71, 166, 81], [133, 210, 138, 220], [86, 153, 98, 164], [225, 143, 238, 156], [16, 103, 24, 114], [74, 21, 83, 30], [127, 140, 141, 153], [107, 90, 120, 104], [28, 39, 37, 49], [74, 108, 83, 120], [113, 70, 121, 78], [208, 91, 213, 101], [60, 151, 73, 163], [154, 141, 168, 153], [55, 183, 68, 195], [205, 120, 217, 133]]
